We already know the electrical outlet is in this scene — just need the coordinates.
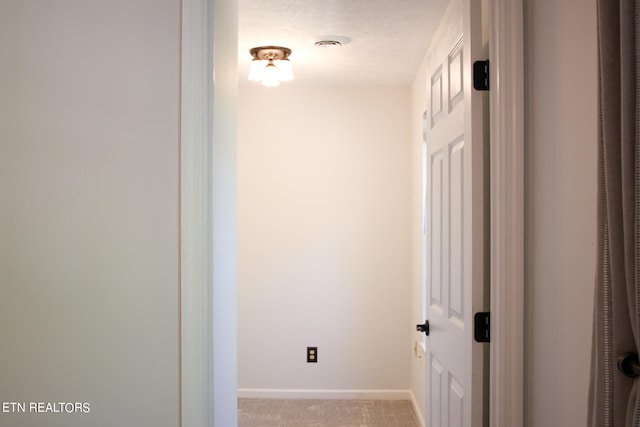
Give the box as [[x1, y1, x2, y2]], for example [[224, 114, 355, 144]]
[[307, 347, 317, 363]]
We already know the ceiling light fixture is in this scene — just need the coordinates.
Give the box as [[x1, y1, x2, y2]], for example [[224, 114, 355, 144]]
[[248, 46, 294, 87]]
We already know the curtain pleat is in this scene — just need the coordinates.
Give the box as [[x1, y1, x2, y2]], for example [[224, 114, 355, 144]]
[[590, 0, 640, 426]]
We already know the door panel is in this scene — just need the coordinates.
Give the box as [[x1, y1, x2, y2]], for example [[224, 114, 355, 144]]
[[423, 0, 486, 425], [449, 376, 464, 427], [429, 150, 444, 308], [430, 356, 444, 426]]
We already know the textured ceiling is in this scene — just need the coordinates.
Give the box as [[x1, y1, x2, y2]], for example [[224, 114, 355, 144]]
[[238, 0, 449, 86]]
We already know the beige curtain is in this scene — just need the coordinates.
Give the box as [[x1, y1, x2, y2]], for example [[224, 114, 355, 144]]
[[589, 0, 640, 425]]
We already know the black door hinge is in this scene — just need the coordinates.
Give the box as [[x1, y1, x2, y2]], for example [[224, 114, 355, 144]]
[[473, 60, 489, 91], [474, 312, 490, 343]]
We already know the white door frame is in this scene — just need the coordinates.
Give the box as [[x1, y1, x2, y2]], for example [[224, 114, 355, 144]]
[[488, 0, 524, 426], [178, 0, 524, 425], [180, 0, 239, 426]]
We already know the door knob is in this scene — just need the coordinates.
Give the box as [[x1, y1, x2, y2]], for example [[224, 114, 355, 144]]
[[416, 320, 430, 336]]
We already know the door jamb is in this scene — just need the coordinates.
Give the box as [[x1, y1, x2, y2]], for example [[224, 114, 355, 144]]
[[180, 0, 239, 426], [488, 0, 525, 425], [178, 0, 525, 425]]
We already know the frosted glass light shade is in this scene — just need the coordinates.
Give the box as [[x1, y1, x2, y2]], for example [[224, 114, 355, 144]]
[[276, 60, 294, 81], [262, 62, 280, 87], [248, 59, 266, 81]]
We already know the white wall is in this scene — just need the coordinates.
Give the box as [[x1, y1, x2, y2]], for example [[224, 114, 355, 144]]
[[237, 86, 413, 393], [0, 1, 180, 426], [524, 0, 597, 425]]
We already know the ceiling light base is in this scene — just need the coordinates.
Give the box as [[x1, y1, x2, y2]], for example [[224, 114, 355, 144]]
[[250, 46, 292, 61]]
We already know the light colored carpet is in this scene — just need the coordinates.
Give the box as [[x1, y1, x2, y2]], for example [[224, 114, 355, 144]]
[[238, 398, 421, 427]]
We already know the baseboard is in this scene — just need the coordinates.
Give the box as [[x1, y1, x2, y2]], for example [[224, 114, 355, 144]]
[[238, 388, 413, 401], [409, 390, 425, 427]]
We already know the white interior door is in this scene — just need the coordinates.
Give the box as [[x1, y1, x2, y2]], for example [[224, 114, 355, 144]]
[[423, 0, 487, 425]]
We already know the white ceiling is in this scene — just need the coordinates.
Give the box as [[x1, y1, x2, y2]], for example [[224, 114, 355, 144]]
[[238, 0, 449, 87]]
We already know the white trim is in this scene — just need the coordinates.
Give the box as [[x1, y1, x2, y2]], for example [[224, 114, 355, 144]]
[[180, 0, 239, 426], [410, 390, 426, 427], [238, 389, 413, 401], [210, 0, 239, 425], [488, 0, 525, 426], [180, 0, 215, 426]]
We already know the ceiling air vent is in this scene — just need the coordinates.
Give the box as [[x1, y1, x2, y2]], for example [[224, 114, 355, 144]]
[[313, 36, 350, 48]]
